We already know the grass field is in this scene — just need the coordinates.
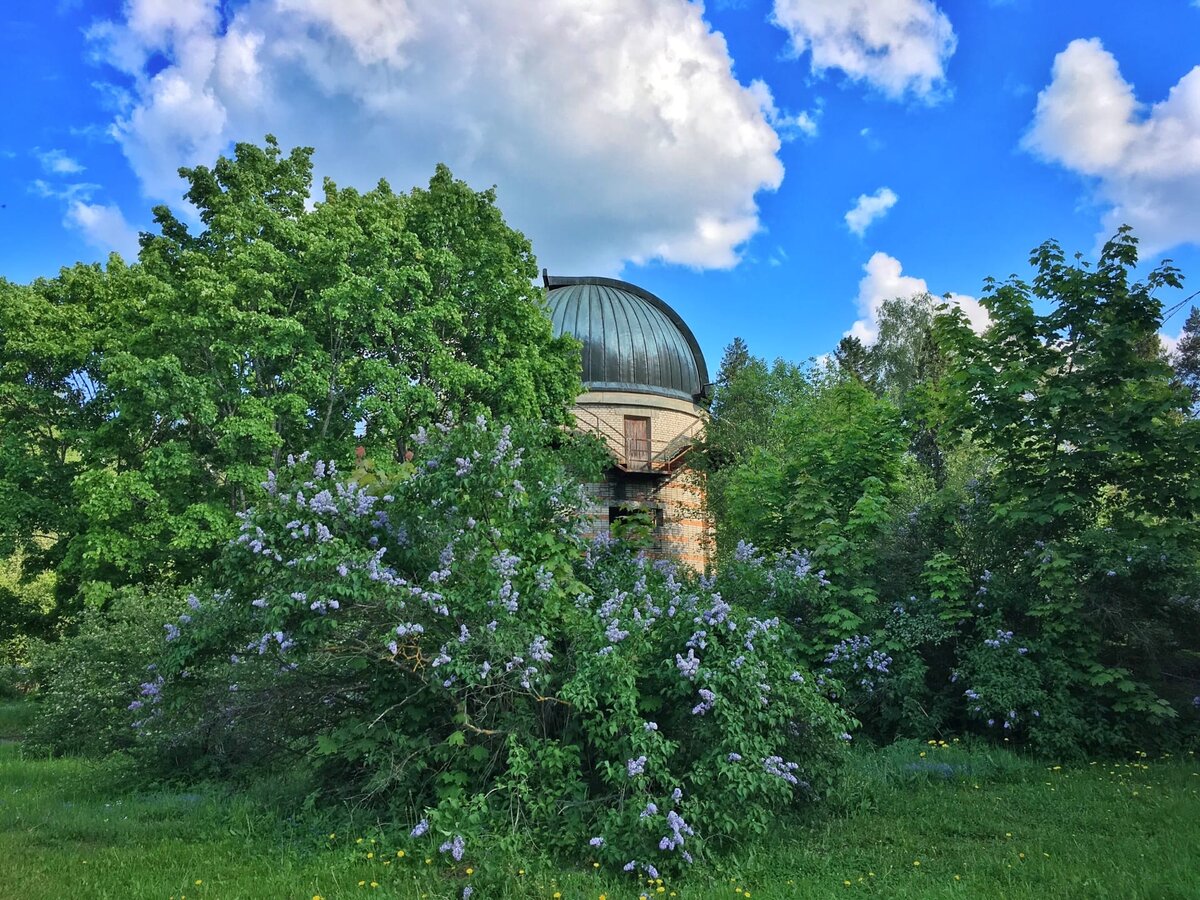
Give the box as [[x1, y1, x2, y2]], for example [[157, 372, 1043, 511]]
[[1, 701, 1197, 899]]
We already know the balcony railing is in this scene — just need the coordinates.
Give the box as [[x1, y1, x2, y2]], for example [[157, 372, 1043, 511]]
[[572, 409, 703, 474]]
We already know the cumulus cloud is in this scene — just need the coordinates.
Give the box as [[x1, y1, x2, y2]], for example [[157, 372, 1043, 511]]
[[86, 0, 791, 272], [770, 0, 956, 101], [847, 251, 988, 343], [844, 186, 898, 236], [1023, 38, 1200, 255], [36, 148, 85, 174], [63, 199, 141, 258]]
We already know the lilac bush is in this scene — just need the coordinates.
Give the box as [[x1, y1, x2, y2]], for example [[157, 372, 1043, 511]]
[[137, 416, 849, 874]]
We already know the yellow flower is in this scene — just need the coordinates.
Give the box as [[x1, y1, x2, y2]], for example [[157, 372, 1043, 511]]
[[367, 852, 374, 859], [600, 895, 607, 900], [358, 882, 366, 888], [554, 893, 563, 899], [954, 875, 961, 881], [371, 883, 379, 889], [356, 838, 364, 844], [397, 850, 405, 858], [919, 752, 927, 758], [657, 889, 666, 895], [913, 860, 921, 867], [519, 869, 526, 876], [194, 881, 203, 886], [466, 867, 474, 875], [843, 881, 851, 887], [593, 862, 600, 869], [314, 895, 324, 900], [1018, 853, 1025, 859], [329, 833, 336, 839], [425, 858, 432, 865]]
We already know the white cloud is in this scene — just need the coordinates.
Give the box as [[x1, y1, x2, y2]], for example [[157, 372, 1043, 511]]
[[770, 0, 956, 101], [63, 200, 141, 258], [36, 148, 85, 174], [87, 0, 790, 273], [844, 186, 898, 236], [847, 251, 988, 343], [1023, 38, 1200, 255]]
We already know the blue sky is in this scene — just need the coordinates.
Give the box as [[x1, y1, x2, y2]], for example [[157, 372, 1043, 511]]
[[2, 0, 1198, 372]]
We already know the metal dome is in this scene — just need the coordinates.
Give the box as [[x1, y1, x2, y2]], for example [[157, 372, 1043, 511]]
[[544, 273, 710, 402]]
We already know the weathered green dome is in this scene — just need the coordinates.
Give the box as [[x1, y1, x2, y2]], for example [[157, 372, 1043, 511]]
[[544, 274, 710, 402]]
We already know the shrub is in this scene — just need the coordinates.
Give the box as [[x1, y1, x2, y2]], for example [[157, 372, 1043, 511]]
[[24, 585, 190, 757], [138, 417, 851, 880]]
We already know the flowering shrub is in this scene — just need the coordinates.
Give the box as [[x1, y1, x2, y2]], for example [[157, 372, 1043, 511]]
[[137, 417, 850, 876]]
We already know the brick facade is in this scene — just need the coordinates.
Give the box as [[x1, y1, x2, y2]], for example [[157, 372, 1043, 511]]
[[572, 390, 712, 572]]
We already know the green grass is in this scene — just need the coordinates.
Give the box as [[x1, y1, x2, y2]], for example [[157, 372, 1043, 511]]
[[1, 701, 1197, 899]]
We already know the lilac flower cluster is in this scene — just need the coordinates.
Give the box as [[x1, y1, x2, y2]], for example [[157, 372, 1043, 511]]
[[983, 629, 1015, 648], [439, 834, 466, 862], [626, 755, 647, 777], [246, 631, 295, 655], [762, 755, 801, 785], [675, 649, 700, 680], [823, 635, 892, 694], [691, 688, 716, 716]]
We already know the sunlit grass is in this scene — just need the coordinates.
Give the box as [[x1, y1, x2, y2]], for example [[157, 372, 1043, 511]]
[[2, 702, 1197, 899]]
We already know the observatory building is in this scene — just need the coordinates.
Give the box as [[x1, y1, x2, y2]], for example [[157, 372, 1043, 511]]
[[544, 272, 712, 571]]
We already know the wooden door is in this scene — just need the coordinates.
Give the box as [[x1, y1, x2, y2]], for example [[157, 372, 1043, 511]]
[[625, 416, 651, 470]]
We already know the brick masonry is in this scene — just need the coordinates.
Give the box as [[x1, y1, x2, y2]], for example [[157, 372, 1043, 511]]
[[572, 390, 713, 572]]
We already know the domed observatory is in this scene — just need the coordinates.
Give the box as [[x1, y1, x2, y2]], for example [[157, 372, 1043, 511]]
[[545, 272, 712, 571]]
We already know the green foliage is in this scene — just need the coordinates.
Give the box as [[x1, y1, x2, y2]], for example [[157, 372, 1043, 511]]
[[0, 137, 582, 606], [132, 417, 850, 878], [1171, 304, 1200, 409], [0, 545, 57, 672], [24, 585, 190, 757]]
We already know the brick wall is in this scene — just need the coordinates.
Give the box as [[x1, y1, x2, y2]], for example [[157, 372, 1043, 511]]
[[572, 391, 712, 572]]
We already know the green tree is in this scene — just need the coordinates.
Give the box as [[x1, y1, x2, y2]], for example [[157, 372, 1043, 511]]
[[1, 137, 582, 604], [939, 228, 1195, 536], [833, 335, 874, 388], [1171, 305, 1200, 409], [936, 228, 1200, 743]]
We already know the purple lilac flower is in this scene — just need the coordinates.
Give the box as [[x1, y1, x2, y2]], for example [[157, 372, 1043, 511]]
[[691, 688, 716, 716], [187, 595, 201, 610], [640, 802, 658, 818], [589, 836, 605, 848], [529, 635, 552, 663], [410, 819, 430, 838], [626, 756, 647, 777], [462, 887, 473, 899], [644, 721, 658, 732], [675, 649, 700, 680], [252, 597, 268, 608], [439, 834, 466, 862], [164, 623, 180, 642], [763, 756, 801, 784], [727, 752, 742, 762]]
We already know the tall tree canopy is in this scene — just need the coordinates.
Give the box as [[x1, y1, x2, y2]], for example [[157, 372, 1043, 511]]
[[0, 137, 581, 604]]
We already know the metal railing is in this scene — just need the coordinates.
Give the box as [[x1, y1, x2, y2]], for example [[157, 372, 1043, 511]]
[[572, 409, 703, 474]]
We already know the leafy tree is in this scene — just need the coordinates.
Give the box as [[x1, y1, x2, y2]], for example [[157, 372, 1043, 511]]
[[833, 335, 874, 388], [935, 227, 1200, 747], [1172, 305, 1200, 409], [939, 228, 1195, 535], [1, 137, 582, 604]]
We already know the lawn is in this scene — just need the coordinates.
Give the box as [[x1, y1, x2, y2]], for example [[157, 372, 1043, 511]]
[[1, 701, 1196, 900]]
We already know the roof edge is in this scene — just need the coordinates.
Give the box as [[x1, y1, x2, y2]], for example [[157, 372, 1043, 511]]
[[542, 270, 711, 393]]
